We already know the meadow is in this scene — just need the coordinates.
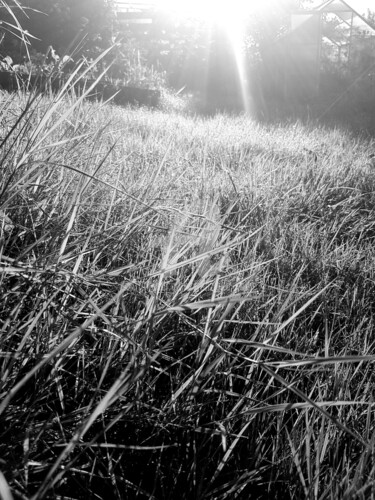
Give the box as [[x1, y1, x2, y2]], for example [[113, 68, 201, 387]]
[[1, 84, 375, 499]]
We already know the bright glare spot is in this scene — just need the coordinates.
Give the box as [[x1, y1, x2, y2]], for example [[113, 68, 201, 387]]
[[154, 0, 261, 114], [156, 0, 253, 35]]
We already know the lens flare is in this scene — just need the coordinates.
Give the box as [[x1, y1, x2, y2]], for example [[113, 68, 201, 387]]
[[155, 0, 254, 112]]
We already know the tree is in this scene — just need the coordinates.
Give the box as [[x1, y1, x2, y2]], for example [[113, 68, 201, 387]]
[[365, 9, 375, 29], [243, 0, 314, 62], [0, 0, 116, 61], [147, 11, 211, 90]]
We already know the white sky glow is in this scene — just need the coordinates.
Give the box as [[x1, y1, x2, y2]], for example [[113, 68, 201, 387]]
[[154, 0, 254, 35]]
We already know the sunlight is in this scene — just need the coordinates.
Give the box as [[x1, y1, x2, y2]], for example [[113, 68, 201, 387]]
[[155, 0, 255, 113], [156, 0, 252, 33]]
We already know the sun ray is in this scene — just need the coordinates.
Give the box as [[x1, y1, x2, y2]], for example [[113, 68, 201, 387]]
[[154, 0, 254, 112]]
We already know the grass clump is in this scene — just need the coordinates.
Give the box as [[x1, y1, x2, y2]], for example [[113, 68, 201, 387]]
[[1, 84, 375, 499]]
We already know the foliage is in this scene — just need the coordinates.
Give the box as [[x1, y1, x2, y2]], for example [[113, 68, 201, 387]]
[[242, 1, 313, 62], [0, 0, 325, 107], [1, 75, 375, 498], [312, 8, 375, 134], [365, 9, 375, 29], [105, 38, 167, 89], [1, 5, 375, 496], [122, 1, 317, 106], [0, 0, 168, 93], [0, 0, 115, 62]]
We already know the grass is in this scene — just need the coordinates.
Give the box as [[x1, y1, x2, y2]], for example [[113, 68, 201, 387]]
[[1, 83, 375, 499]]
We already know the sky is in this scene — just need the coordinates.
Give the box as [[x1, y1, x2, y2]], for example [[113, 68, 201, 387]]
[[352, 1, 374, 15]]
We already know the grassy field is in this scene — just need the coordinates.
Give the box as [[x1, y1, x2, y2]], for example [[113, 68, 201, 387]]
[[1, 86, 375, 499]]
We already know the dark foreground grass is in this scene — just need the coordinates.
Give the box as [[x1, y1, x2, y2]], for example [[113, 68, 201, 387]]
[[1, 86, 375, 499]]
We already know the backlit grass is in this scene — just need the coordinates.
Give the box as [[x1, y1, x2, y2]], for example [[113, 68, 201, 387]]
[[1, 86, 375, 499]]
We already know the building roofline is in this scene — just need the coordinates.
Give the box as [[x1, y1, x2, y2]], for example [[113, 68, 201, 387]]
[[315, 0, 375, 32]]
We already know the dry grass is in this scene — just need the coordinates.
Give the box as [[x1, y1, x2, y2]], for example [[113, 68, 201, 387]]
[[1, 81, 375, 499]]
